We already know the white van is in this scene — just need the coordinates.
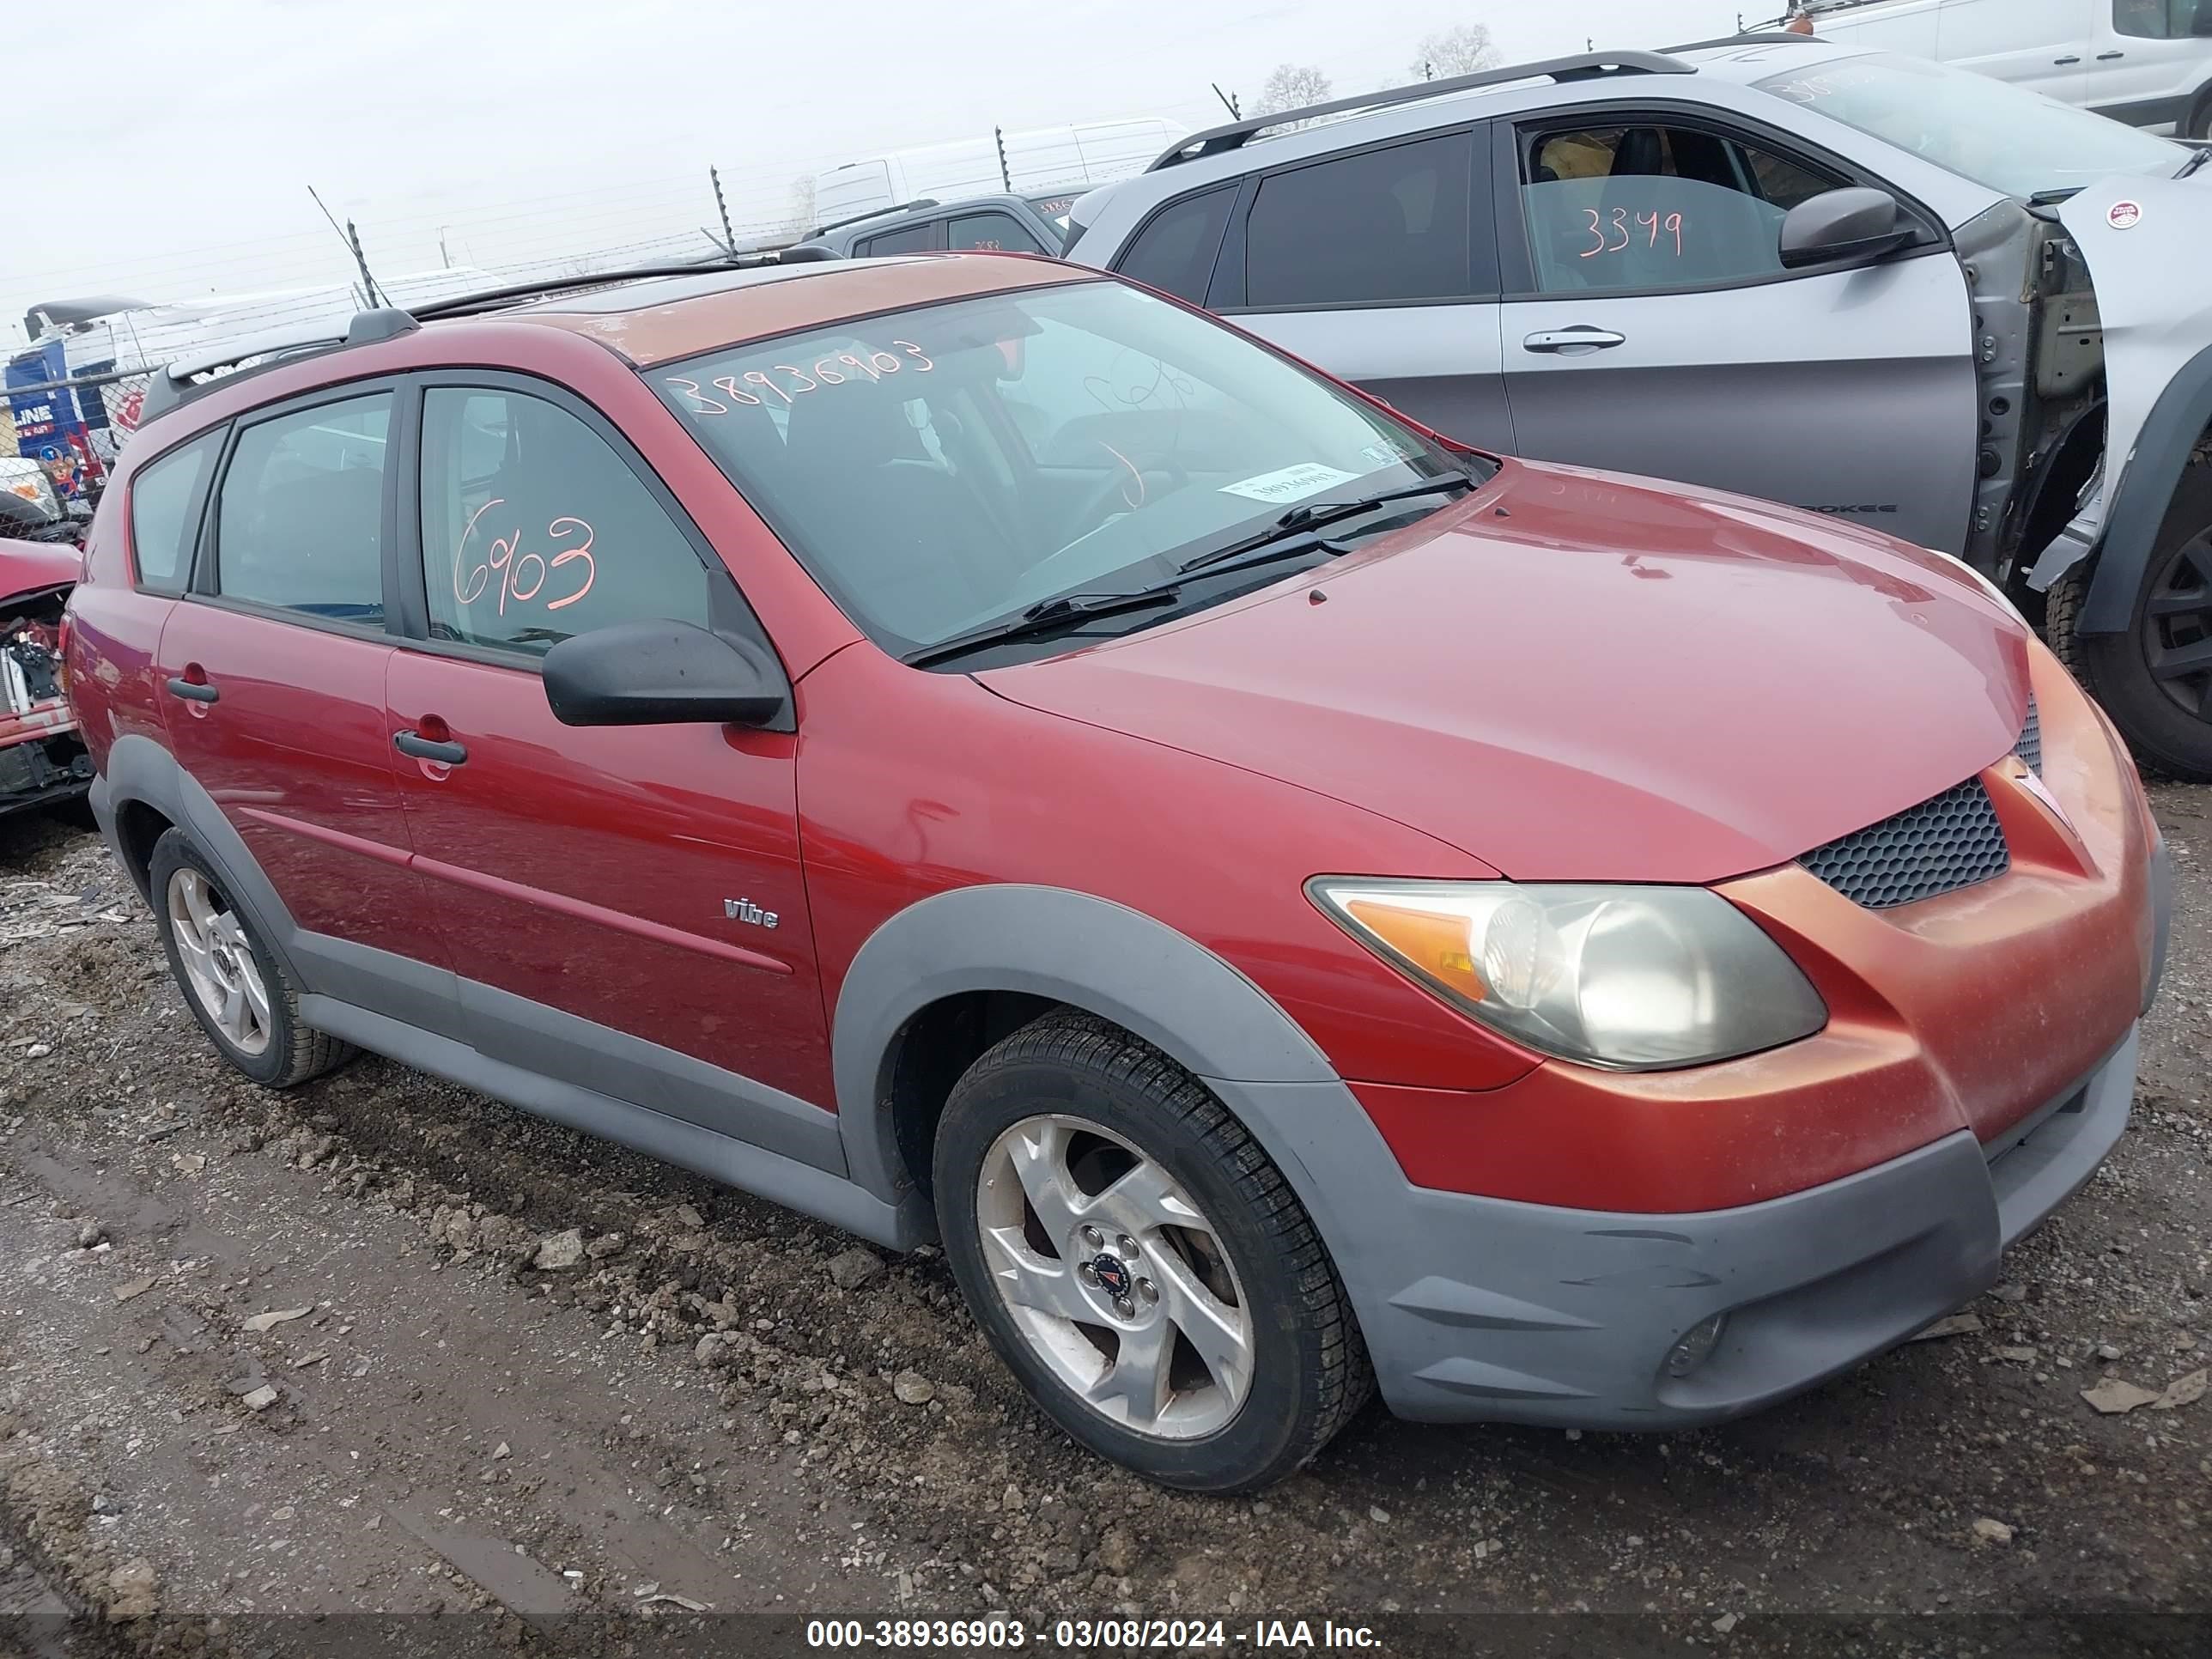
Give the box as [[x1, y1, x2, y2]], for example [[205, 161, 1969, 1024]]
[[811, 118, 1186, 228], [1795, 0, 2212, 134]]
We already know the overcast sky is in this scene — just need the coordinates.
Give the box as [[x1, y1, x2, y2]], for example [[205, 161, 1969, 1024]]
[[4, 0, 1748, 350]]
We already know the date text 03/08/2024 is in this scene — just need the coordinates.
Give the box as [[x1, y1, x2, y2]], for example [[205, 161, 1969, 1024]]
[[804, 1618, 1383, 1649]]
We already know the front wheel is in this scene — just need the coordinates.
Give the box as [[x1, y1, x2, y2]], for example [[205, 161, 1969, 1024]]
[[2049, 453, 2212, 783], [933, 1012, 1370, 1492]]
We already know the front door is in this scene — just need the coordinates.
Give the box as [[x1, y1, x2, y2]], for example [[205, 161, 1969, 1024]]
[[2090, 0, 2212, 131], [154, 385, 453, 981], [1205, 126, 1515, 453], [1497, 114, 1979, 555], [383, 377, 836, 1145]]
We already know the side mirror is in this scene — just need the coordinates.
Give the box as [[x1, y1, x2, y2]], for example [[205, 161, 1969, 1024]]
[[1778, 186, 1914, 270], [542, 619, 787, 728]]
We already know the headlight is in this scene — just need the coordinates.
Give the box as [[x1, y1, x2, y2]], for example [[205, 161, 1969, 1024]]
[[1307, 879, 1826, 1071]]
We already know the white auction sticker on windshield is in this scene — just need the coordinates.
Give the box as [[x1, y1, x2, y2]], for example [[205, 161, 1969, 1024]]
[[1218, 463, 1361, 505]]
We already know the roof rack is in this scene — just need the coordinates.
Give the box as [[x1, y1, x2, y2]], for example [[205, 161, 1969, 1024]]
[[410, 247, 834, 321], [808, 198, 942, 239], [136, 307, 418, 429], [1662, 30, 1825, 51], [1150, 50, 1693, 170]]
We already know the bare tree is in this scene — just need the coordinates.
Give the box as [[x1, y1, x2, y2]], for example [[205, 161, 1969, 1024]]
[[1253, 63, 1333, 125], [1409, 23, 1501, 81]]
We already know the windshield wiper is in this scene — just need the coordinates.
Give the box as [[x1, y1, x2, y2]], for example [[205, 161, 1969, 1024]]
[[1179, 474, 1476, 576], [2179, 146, 2210, 179], [903, 588, 1183, 667]]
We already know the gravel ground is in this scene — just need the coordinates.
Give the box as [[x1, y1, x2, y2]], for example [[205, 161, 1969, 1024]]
[[0, 790, 2205, 1659]]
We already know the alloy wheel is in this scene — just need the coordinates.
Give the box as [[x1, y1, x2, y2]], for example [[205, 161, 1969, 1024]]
[[2142, 526, 2212, 722], [165, 867, 272, 1057], [974, 1113, 1253, 1439]]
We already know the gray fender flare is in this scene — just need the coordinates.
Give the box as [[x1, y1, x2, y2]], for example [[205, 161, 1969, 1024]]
[[96, 732, 307, 985], [2059, 338, 2212, 634], [830, 884, 1346, 1204]]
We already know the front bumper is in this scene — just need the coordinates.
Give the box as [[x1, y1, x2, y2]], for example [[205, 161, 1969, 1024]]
[[1352, 1024, 2138, 1427]]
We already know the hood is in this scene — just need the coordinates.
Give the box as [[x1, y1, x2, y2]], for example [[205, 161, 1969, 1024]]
[[0, 538, 81, 607], [979, 463, 2031, 884], [2058, 171, 2212, 517]]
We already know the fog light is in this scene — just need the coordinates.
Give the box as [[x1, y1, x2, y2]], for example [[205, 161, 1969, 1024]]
[[1665, 1313, 1729, 1379]]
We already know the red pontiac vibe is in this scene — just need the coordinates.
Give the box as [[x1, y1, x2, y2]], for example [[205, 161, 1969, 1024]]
[[64, 254, 2172, 1492]]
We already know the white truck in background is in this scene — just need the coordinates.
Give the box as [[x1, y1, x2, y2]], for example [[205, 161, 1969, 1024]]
[[811, 118, 1188, 227], [1786, 0, 2212, 135]]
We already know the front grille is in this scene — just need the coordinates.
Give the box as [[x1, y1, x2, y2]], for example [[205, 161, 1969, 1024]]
[[1801, 777, 2009, 908], [2015, 695, 2043, 775]]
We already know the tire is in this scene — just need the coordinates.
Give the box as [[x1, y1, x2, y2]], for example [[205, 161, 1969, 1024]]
[[2048, 447, 2212, 784], [933, 1011, 1371, 1493], [148, 829, 354, 1089]]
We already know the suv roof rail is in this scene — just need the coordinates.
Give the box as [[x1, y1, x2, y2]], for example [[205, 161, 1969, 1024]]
[[408, 247, 836, 321], [809, 198, 943, 238], [135, 307, 422, 429], [1662, 30, 1826, 51], [1150, 50, 1693, 170]]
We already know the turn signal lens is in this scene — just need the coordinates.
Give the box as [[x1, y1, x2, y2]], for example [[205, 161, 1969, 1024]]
[[1309, 878, 1826, 1072]]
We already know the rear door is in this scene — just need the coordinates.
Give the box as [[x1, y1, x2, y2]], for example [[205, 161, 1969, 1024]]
[[853, 219, 943, 257], [1200, 126, 1514, 452], [152, 383, 456, 986], [1937, 0, 2097, 103], [382, 374, 838, 1147], [1495, 111, 1978, 554], [945, 208, 1052, 255]]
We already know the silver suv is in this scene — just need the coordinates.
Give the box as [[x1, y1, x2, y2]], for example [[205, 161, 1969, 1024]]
[[1066, 35, 2212, 779]]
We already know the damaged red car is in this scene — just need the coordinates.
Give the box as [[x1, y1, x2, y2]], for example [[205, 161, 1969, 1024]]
[[64, 256, 2173, 1493], [1, 539, 89, 820]]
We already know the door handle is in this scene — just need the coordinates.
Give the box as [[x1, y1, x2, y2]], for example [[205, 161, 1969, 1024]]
[[2095, 50, 2124, 59], [2054, 54, 2081, 64], [1523, 327, 1626, 355], [164, 675, 218, 704], [393, 729, 469, 765]]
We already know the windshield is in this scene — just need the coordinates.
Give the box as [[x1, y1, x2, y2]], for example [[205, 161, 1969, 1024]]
[[1754, 52, 2186, 197], [655, 279, 1475, 659]]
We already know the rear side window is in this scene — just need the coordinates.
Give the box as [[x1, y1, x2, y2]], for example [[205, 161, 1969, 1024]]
[[1244, 133, 1475, 308], [213, 394, 391, 624], [1113, 186, 1235, 303], [128, 432, 221, 592], [948, 211, 1047, 254], [1520, 125, 1840, 295], [857, 222, 937, 257], [417, 388, 710, 657]]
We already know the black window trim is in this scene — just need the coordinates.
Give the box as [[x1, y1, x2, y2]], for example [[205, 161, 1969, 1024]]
[[185, 375, 405, 646], [1106, 179, 1240, 307], [1493, 99, 1954, 302], [1212, 120, 1503, 316], [125, 423, 228, 598], [396, 368, 789, 724]]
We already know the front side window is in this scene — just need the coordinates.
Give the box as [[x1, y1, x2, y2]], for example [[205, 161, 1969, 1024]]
[[1521, 125, 1841, 295], [129, 431, 221, 591], [1756, 52, 2185, 196], [2112, 0, 2209, 38], [1245, 132, 1475, 307], [948, 212, 1048, 254], [214, 393, 390, 623], [417, 388, 710, 657], [1112, 187, 1235, 303], [656, 279, 1477, 659]]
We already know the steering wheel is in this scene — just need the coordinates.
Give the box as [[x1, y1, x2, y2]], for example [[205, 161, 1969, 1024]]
[[1070, 447, 1189, 530]]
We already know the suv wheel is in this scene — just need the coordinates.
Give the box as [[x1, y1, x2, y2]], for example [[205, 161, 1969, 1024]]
[[149, 830, 354, 1088], [2049, 451, 2212, 783], [933, 1012, 1370, 1492]]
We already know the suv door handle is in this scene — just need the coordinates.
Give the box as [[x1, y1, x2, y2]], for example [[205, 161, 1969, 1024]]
[[164, 675, 218, 704], [393, 729, 469, 765], [1524, 327, 1626, 355]]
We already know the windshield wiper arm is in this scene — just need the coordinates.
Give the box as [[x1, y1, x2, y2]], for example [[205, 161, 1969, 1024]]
[[2179, 145, 2210, 179], [1179, 474, 1476, 575], [902, 588, 1183, 667]]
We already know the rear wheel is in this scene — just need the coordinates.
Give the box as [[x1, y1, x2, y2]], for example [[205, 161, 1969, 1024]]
[[933, 1012, 1370, 1492], [2049, 450, 2212, 783]]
